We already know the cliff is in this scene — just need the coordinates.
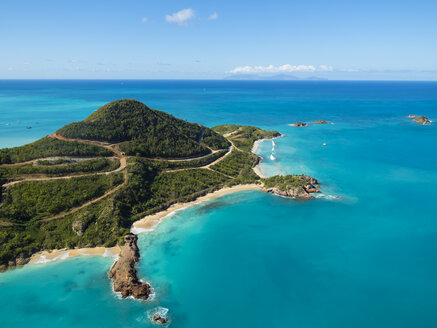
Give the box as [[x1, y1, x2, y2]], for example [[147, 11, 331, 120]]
[[109, 233, 152, 300]]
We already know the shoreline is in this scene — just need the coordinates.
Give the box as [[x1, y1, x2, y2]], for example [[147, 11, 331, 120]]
[[28, 184, 263, 267], [131, 184, 262, 233], [23, 135, 280, 268], [251, 134, 284, 179], [30, 246, 120, 264]]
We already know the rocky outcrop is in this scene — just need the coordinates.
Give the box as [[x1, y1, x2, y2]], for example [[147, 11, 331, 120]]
[[153, 313, 167, 324], [109, 233, 152, 300], [0, 256, 30, 272], [263, 175, 321, 199], [313, 120, 330, 124], [72, 219, 86, 236], [408, 114, 416, 118], [413, 115, 431, 125], [290, 122, 307, 127]]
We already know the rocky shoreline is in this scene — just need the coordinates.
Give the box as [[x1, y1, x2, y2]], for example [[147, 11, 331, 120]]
[[0, 256, 30, 273], [262, 175, 321, 199], [109, 233, 152, 300]]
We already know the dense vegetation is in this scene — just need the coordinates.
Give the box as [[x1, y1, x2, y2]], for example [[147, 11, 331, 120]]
[[132, 150, 228, 171], [263, 175, 313, 189], [213, 124, 281, 152], [37, 158, 80, 165], [0, 173, 123, 222], [0, 158, 119, 179], [0, 99, 284, 271], [119, 138, 210, 158], [210, 150, 260, 182], [0, 137, 112, 164], [112, 159, 231, 224], [57, 99, 228, 158], [202, 128, 230, 150]]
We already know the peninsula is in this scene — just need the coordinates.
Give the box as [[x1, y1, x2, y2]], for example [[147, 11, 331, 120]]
[[0, 99, 321, 299]]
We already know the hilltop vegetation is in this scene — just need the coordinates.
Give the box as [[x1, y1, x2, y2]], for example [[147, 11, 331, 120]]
[[58, 99, 229, 158], [0, 99, 283, 271]]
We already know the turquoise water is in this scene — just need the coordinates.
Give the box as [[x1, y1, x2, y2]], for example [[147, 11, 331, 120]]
[[1, 81, 437, 327]]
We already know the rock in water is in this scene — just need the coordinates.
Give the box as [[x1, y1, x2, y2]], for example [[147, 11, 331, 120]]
[[408, 114, 416, 118], [313, 120, 330, 124], [153, 313, 167, 324], [290, 122, 307, 127], [109, 233, 152, 300], [413, 115, 431, 125]]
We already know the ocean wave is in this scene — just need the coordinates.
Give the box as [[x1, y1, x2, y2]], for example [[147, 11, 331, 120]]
[[102, 248, 119, 258], [33, 251, 70, 264], [314, 193, 341, 200], [131, 226, 155, 234], [147, 306, 170, 326], [270, 154, 276, 161]]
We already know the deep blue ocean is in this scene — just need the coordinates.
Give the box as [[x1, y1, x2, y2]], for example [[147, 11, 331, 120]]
[[0, 80, 436, 327]]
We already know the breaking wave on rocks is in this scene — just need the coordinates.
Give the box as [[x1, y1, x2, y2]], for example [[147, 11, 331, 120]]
[[147, 306, 170, 326]]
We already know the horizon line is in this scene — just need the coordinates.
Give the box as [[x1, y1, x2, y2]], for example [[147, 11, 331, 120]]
[[1, 78, 437, 82]]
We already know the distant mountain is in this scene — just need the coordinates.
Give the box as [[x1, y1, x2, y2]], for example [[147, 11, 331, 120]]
[[224, 74, 327, 81]]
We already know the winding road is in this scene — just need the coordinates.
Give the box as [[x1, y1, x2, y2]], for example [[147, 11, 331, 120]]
[[1, 133, 235, 222]]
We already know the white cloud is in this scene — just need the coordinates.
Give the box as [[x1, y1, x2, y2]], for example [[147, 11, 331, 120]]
[[165, 8, 195, 26], [227, 64, 340, 74], [208, 12, 218, 20], [141, 17, 148, 23], [339, 68, 360, 72], [318, 65, 334, 72], [228, 64, 318, 74]]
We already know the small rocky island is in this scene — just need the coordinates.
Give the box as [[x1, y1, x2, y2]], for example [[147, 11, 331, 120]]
[[153, 313, 167, 325], [262, 175, 320, 199], [290, 120, 331, 127], [109, 233, 152, 300], [290, 122, 308, 127], [413, 115, 431, 125]]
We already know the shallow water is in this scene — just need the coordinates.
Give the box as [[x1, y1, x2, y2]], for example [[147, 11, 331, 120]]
[[0, 81, 436, 327]]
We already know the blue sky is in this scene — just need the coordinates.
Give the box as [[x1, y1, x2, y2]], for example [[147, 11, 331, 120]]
[[1, 0, 436, 80]]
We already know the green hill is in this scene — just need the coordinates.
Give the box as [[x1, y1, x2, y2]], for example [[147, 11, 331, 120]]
[[57, 99, 229, 158], [0, 100, 286, 272]]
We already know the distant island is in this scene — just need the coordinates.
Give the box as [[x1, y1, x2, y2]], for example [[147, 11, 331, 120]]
[[224, 74, 328, 81], [0, 99, 321, 307], [408, 115, 431, 125], [290, 120, 331, 127]]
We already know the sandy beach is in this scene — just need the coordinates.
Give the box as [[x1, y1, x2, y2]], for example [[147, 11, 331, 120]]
[[131, 184, 262, 233], [251, 135, 284, 178], [30, 246, 120, 264]]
